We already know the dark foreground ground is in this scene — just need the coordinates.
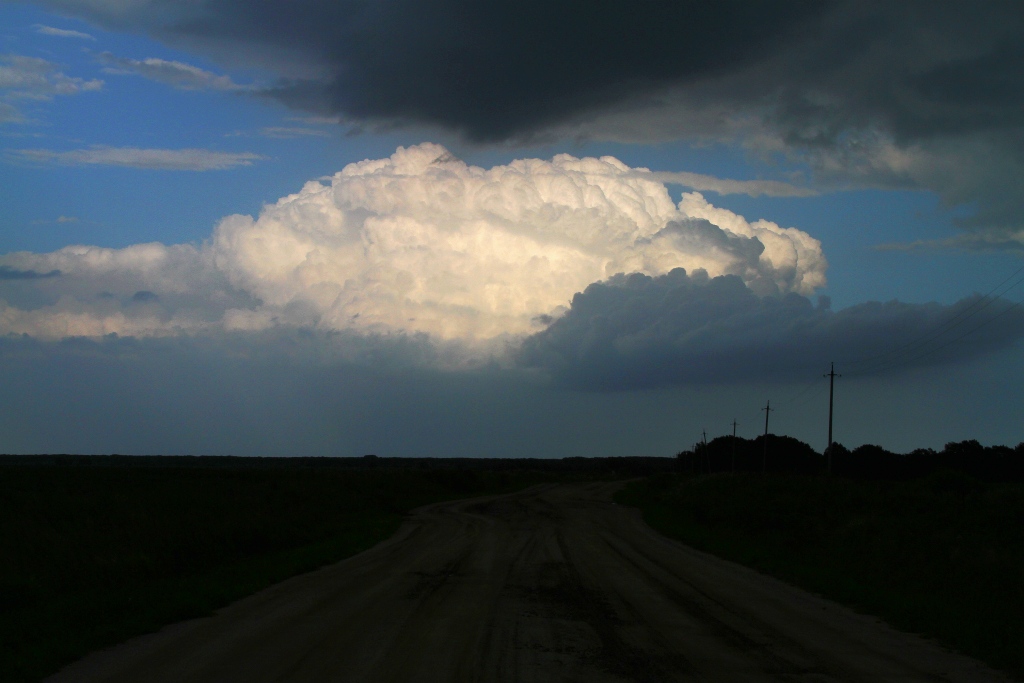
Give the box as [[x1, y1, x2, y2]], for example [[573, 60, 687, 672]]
[[48, 482, 1010, 683], [4, 458, 660, 681], [619, 473, 1024, 679]]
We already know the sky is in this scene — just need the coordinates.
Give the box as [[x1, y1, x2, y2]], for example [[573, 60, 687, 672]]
[[2, 0, 1024, 457]]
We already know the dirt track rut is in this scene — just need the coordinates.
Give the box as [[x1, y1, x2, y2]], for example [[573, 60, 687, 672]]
[[49, 481, 1012, 682]]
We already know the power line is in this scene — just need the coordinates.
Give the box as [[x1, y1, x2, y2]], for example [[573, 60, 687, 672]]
[[785, 378, 829, 411], [845, 264, 1024, 376], [708, 263, 1024, 468], [854, 295, 1024, 377], [770, 364, 832, 413], [848, 262, 1024, 369]]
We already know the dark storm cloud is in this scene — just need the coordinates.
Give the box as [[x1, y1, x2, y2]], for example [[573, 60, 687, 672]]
[[252, 0, 832, 140], [41, 0, 831, 140], [519, 269, 1024, 390], [41, 1, 1018, 140], [35, 0, 1024, 229]]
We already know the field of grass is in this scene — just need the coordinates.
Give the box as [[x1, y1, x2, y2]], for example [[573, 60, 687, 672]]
[[616, 472, 1024, 680], [0, 458, 572, 682]]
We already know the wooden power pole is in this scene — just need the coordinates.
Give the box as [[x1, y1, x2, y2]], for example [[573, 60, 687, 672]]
[[824, 362, 841, 475], [702, 430, 708, 473], [730, 419, 739, 472], [761, 400, 773, 474]]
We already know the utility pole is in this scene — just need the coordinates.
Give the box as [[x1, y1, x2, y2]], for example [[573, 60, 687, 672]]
[[702, 429, 708, 473], [762, 400, 773, 474], [824, 362, 841, 475], [730, 419, 739, 472]]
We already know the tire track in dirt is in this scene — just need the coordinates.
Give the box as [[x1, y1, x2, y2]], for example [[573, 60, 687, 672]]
[[48, 482, 1014, 683]]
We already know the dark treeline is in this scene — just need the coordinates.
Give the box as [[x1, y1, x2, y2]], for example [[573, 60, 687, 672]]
[[7, 440, 1024, 480], [0, 453, 677, 476], [677, 436, 1024, 482]]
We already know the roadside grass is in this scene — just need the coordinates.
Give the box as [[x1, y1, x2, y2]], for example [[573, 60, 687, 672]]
[[616, 472, 1024, 680], [0, 462, 550, 682]]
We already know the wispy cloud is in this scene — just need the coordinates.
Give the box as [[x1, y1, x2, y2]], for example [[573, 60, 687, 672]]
[[11, 146, 263, 170], [97, 52, 248, 91], [639, 170, 817, 198], [875, 233, 1024, 253], [287, 115, 343, 125], [31, 215, 81, 225], [228, 126, 331, 139], [0, 54, 103, 101], [258, 126, 330, 138], [34, 24, 96, 41], [0, 102, 23, 123]]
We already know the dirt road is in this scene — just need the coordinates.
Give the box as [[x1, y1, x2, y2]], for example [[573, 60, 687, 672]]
[[50, 481, 1012, 682]]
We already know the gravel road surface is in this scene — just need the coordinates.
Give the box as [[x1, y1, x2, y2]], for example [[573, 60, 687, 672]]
[[49, 481, 1013, 682]]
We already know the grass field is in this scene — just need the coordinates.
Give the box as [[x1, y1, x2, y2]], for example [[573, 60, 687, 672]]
[[0, 457, 587, 682], [616, 472, 1024, 680]]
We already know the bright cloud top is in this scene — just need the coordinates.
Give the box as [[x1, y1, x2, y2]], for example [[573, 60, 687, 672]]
[[0, 143, 826, 341]]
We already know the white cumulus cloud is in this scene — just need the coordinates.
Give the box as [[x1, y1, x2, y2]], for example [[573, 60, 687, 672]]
[[0, 143, 827, 344]]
